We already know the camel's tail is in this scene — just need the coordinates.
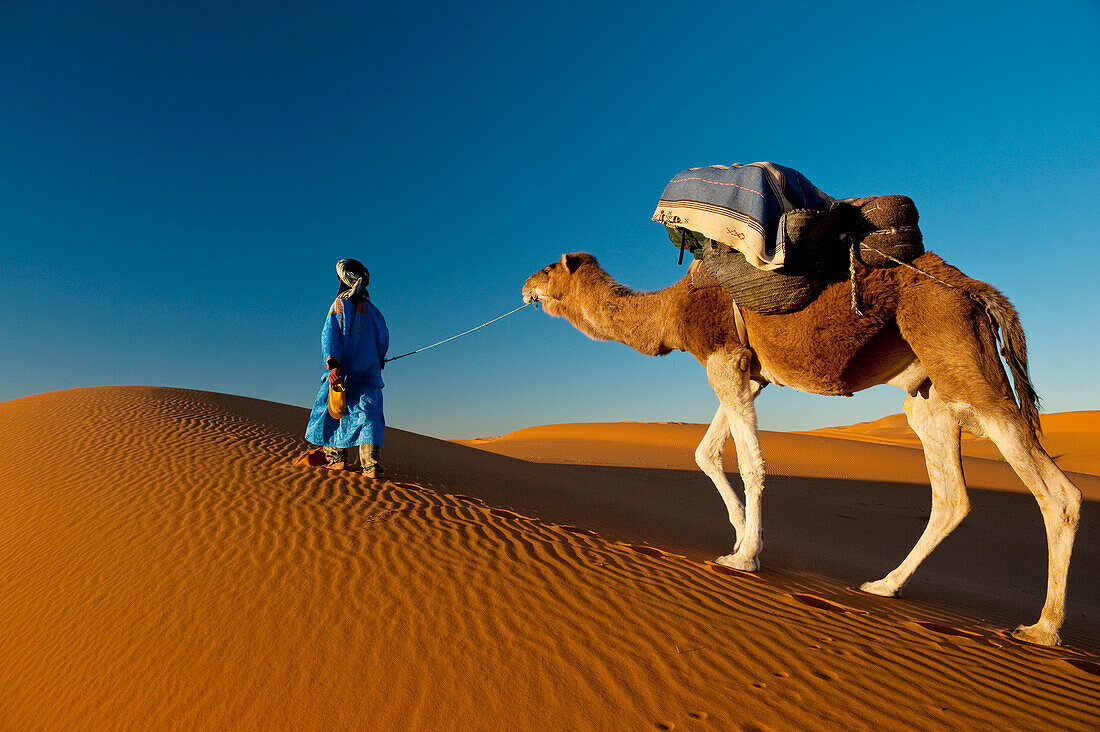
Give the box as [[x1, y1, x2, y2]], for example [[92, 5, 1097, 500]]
[[969, 285, 1042, 437]]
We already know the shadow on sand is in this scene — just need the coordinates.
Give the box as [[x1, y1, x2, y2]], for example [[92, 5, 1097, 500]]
[[382, 427, 1100, 649]]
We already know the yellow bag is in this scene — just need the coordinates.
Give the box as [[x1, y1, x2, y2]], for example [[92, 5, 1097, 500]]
[[327, 382, 347, 419]]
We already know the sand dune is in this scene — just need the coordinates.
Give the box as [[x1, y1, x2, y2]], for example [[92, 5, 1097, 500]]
[[457, 413, 1100, 490], [801, 411, 1100, 478], [1, 387, 1097, 730]]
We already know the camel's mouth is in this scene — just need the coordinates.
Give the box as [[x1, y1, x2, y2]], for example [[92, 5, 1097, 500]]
[[522, 289, 560, 313], [522, 288, 551, 305]]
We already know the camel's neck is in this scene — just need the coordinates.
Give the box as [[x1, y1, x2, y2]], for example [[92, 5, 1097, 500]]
[[561, 265, 689, 357]]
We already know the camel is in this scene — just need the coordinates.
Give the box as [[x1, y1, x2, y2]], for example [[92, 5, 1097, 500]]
[[521, 250, 1081, 646]]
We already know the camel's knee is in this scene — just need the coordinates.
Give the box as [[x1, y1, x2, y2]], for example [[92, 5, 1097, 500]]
[[1049, 485, 1082, 534], [694, 442, 721, 472], [980, 411, 1083, 535], [739, 461, 766, 488], [695, 410, 729, 474]]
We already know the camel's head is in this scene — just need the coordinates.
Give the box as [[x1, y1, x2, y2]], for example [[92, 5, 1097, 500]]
[[522, 252, 595, 317]]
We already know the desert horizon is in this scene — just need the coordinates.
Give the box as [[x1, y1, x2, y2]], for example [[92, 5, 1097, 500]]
[[2, 385, 1097, 729], [456, 411, 1100, 485]]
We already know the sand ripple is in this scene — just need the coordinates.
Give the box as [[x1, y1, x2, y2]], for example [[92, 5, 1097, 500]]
[[0, 387, 1097, 730]]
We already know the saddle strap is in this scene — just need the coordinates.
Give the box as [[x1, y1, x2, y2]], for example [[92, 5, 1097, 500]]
[[733, 300, 748, 348]]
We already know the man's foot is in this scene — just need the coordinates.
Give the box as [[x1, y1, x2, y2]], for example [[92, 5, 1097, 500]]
[[322, 446, 350, 472], [363, 467, 383, 479]]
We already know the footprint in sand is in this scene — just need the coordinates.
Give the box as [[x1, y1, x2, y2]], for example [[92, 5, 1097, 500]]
[[915, 622, 982, 639], [687, 711, 709, 720], [489, 508, 533, 521], [622, 544, 688, 560], [789, 593, 865, 614], [559, 524, 597, 536], [705, 563, 761, 581], [1066, 658, 1100, 677], [450, 493, 485, 505]]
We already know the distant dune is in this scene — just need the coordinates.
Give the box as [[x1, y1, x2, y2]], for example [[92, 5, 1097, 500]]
[[1, 387, 1097, 730], [456, 412, 1100, 487], [800, 411, 1100, 478]]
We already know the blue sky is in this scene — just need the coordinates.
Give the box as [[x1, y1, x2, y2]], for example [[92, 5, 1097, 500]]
[[2, 0, 1098, 438]]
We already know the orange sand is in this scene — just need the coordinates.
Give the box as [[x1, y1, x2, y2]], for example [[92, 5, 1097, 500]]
[[1, 387, 1097, 730], [457, 413, 1100, 489], [801, 411, 1100, 478]]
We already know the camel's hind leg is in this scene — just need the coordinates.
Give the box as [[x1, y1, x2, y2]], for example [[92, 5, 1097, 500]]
[[861, 387, 970, 597], [702, 348, 765, 571], [896, 278, 1081, 645], [975, 407, 1081, 646]]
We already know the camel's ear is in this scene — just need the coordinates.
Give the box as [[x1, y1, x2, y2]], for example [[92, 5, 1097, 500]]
[[562, 253, 584, 273]]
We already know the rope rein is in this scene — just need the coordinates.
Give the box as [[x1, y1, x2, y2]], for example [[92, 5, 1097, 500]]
[[383, 302, 534, 364], [856, 241, 966, 292], [849, 240, 1011, 359], [383, 241, 1007, 366], [846, 234, 864, 316]]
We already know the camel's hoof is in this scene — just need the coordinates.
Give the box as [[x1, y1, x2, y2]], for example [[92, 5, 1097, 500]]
[[1011, 623, 1061, 647], [859, 579, 899, 597], [716, 553, 759, 572]]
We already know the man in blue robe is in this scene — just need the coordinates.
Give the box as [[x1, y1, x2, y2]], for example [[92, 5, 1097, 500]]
[[305, 259, 389, 477]]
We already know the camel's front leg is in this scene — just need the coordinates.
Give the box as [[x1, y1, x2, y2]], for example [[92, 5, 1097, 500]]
[[695, 406, 746, 543], [705, 349, 765, 571]]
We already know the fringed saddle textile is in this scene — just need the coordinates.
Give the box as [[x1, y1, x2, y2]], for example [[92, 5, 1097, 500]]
[[657, 163, 924, 314], [653, 162, 832, 271]]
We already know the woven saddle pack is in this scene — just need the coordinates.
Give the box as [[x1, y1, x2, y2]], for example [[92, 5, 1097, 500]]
[[655, 163, 923, 314]]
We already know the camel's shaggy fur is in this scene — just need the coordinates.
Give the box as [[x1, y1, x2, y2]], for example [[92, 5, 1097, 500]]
[[522, 251, 1081, 646]]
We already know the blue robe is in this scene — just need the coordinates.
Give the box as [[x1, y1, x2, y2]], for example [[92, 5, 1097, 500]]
[[305, 297, 389, 448]]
